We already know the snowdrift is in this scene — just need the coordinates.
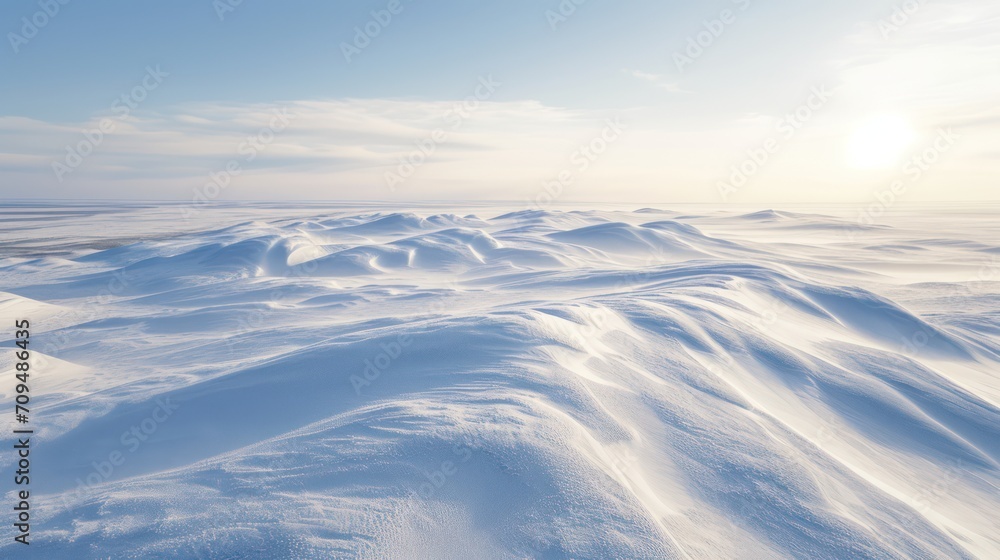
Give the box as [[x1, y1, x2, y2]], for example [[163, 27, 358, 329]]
[[1, 204, 999, 559]]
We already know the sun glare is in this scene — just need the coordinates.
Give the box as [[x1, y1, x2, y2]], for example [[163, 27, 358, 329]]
[[846, 115, 916, 170]]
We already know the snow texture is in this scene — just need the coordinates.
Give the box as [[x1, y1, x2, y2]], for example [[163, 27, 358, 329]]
[[1, 202, 999, 559]]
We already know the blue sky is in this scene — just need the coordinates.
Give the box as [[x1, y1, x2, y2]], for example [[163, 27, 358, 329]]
[[1, 0, 997, 203]]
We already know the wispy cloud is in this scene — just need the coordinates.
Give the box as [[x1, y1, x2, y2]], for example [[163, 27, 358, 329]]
[[622, 69, 690, 93], [0, 99, 616, 200]]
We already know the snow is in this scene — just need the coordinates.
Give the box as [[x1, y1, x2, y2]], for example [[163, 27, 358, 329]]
[[1, 202, 998, 559]]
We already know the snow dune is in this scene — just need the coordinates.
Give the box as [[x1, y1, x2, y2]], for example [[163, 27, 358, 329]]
[[1, 203, 998, 559]]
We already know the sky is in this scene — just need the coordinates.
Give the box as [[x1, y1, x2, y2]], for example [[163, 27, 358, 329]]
[[1, 0, 997, 204]]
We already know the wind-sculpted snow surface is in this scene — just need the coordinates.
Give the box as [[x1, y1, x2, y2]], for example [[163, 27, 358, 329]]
[[1, 203, 999, 559]]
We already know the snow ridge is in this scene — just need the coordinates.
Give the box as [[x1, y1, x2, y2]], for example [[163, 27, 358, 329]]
[[1, 204, 998, 559]]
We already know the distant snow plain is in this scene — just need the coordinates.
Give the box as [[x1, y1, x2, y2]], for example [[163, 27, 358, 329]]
[[1, 202, 998, 559]]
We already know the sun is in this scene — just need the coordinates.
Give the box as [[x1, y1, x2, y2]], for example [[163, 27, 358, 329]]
[[846, 115, 916, 169]]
